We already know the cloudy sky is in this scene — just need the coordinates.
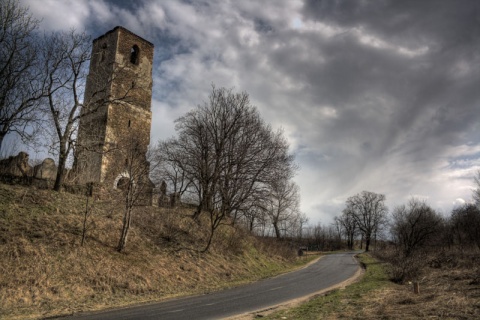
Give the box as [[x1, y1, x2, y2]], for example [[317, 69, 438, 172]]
[[20, 0, 480, 224]]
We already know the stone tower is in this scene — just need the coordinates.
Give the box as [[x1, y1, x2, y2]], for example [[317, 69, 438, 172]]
[[75, 26, 154, 191]]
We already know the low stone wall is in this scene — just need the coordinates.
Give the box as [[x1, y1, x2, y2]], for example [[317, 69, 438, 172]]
[[0, 151, 154, 204]]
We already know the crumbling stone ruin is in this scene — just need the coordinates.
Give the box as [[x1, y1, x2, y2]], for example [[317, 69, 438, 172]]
[[0, 152, 57, 188], [72, 26, 154, 203], [0, 152, 32, 178], [0, 27, 166, 205], [34, 158, 57, 180], [156, 180, 181, 208], [74, 26, 153, 191]]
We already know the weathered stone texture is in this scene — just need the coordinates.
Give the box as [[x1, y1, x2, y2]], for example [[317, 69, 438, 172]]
[[0, 152, 32, 177], [75, 26, 154, 192], [33, 158, 57, 180]]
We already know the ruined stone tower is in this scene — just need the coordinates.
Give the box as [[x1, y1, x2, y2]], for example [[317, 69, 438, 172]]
[[75, 26, 153, 191]]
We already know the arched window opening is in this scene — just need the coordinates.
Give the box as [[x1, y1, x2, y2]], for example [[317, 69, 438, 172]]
[[130, 45, 139, 65], [113, 171, 135, 190], [116, 177, 130, 190]]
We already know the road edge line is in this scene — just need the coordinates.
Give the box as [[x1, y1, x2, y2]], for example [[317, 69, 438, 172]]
[[226, 253, 365, 320]]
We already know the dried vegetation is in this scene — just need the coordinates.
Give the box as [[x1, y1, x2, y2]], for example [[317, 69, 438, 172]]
[[267, 251, 480, 319], [0, 183, 301, 320]]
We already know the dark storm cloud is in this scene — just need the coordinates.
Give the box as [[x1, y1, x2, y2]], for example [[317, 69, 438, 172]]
[[297, 0, 480, 158]]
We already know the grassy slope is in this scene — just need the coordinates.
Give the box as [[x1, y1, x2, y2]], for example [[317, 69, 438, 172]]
[[0, 183, 308, 320]]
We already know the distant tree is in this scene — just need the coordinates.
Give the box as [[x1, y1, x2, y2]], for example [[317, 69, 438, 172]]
[[345, 191, 388, 252], [0, 0, 43, 153], [153, 138, 193, 199], [292, 211, 309, 240], [336, 207, 357, 250], [265, 179, 300, 239], [391, 198, 442, 257], [473, 171, 480, 207], [234, 193, 268, 233], [450, 203, 480, 250]]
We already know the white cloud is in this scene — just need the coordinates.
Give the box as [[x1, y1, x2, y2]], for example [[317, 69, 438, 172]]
[[21, 0, 91, 30]]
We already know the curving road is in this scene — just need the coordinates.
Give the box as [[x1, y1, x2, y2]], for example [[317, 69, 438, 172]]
[[58, 252, 360, 320]]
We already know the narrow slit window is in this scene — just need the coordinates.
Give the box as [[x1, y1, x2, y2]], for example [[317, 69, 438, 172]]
[[128, 119, 131, 128], [100, 43, 107, 62], [130, 45, 139, 65]]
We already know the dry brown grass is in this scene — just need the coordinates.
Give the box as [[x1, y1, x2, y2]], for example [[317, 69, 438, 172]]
[[344, 251, 480, 319], [264, 251, 480, 320], [0, 183, 301, 320]]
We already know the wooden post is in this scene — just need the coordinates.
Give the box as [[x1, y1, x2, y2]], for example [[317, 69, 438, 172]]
[[413, 282, 420, 294]]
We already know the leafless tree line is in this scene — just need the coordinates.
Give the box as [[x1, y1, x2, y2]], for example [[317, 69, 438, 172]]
[[325, 175, 480, 283], [302, 175, 480, 255]]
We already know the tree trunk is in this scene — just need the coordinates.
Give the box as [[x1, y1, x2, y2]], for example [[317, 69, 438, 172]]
[[0, 133, 5, 154], [273, 221, 281, 239], [249, 218, 254, 232], [54, 151, 67, 191], [117, 206, 132, 252], [81, 195, 90, 246], [365, 234, 371, 252], [202, 225, 215, 253]]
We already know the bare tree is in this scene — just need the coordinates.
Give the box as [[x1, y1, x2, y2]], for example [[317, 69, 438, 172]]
[[152, 138, 193, 199], [40, 30, 135, 191], [114, 134, 153, 253], [336, 207, 357, 250], [391, 198, 442, 257], [156, 86, 296, 251], [450, 203, 480, 250], [291, 211, 309, 240], [39, 30, 91, 190], [345, 191, 388, 252], [265, 179, 300, 239], [473, 171, 480, 207], [0, 0, 43, 153], [306, 222, 343, 251]]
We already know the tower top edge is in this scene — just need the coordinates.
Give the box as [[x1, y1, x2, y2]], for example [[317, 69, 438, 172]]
[[93, 26, 154, 48]]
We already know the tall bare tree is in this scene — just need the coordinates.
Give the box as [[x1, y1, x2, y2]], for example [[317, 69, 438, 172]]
[[345, 191, 388, 252], [114, 134, 153, 253], [40, 30, 92, 190], [40, 30, 135, 191], [156, 86, 296, 251], [0, 0, 43, 153]]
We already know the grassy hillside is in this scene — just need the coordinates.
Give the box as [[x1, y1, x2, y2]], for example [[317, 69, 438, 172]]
[[0, 183, 305, 320]]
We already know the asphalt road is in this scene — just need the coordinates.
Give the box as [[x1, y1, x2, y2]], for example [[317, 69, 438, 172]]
[[58, 252, 360, 320]]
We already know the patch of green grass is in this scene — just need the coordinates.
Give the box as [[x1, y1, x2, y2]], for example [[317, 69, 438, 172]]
[[265, 253, 391, 319]]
